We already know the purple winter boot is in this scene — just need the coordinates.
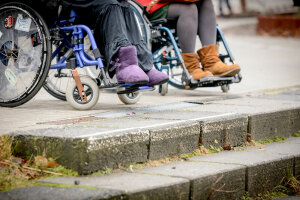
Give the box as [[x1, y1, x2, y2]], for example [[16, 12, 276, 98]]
[[114, 46, 149, 84], [146, 69, 169, 86]]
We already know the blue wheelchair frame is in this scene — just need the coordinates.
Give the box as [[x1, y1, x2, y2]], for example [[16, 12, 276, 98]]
[[49, 9, 153, 93]]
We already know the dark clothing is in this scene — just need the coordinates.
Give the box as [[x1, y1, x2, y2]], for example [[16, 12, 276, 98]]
[[37, 0, 153, 72]]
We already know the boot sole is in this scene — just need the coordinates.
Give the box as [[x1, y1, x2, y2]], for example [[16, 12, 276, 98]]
[[121, 80, 149, 85], [214, 67, 241, 77]]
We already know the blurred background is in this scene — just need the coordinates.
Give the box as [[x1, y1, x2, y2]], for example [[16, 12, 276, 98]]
[[213, 0, 299, 37]]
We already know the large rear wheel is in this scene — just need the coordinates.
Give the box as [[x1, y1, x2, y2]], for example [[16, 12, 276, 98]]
[[0, 2, 51, 107]]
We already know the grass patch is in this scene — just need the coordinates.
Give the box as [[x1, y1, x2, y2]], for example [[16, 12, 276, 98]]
[[0, 135, 12, 161], [293, 132, 300, 137], [0, 168, 33, 191], [207, 145, 223, 154], [258, 136, 286, 144], [47, 166, 78, 177], [92, 167, 113, 176], [241, 191, 288, 200], [0, 135, 78, 191]]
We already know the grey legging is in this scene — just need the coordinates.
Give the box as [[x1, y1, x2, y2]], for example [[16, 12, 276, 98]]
[[166, 0, 217, 53]]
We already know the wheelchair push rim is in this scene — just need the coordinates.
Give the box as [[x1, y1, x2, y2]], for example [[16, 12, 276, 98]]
[[0, 2, 51, 107]]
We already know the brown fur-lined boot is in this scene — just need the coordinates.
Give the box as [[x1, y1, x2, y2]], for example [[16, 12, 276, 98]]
[[181, 53, 212, 80], [197, 44, 240, 77]]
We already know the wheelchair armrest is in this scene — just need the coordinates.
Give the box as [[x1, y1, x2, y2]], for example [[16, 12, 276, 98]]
[[151, 18, 167, 27]]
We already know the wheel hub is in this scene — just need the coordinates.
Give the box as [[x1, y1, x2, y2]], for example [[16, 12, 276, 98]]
[[0, 41, 19, 66]]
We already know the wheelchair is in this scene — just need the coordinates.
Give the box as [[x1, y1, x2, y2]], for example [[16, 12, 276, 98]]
[[129, 0, 242, 95], [0, 1, 154, 110]]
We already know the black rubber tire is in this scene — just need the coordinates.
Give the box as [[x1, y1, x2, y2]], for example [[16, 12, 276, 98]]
[[0, 2, 51, 107], [43, 80, 67, 101], [66, 76, 99, 110], [43, 65, 69, 101]]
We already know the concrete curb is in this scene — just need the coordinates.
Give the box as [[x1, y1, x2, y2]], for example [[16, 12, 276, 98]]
[[10, 96, 300, 174], [1, 137, 299, 200]]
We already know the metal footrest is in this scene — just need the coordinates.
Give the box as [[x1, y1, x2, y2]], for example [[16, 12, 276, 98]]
[[117, 85, 155, 94], [187, 76, 233, 89]]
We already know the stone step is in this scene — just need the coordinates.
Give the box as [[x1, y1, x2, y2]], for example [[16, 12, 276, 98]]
[[10, 90, 300, 175], [1, 137, 299, 200]]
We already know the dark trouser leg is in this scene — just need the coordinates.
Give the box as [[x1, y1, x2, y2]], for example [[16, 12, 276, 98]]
[[94, 3, 153, 72], [225, 0, 232, 13], [219, 0, 223, 15]]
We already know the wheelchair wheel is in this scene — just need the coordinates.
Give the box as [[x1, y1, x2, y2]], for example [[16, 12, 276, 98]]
[[43, 69, 70, 101], [44, 67, 94, 101], [117, 90, 141, 105], [221, 84, 230, 93], [0, 2, 51, 107], [129, 0, 152, 49], [66, 76, 99, 110], [159, 82, 168, 96]]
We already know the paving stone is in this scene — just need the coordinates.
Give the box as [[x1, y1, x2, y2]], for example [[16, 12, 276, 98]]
[[280, 137, 300, 177], [148, 121, 200, 160], [249, 108, 300, 140], [0, 186, 123, 200], [186, 97, 300, 115], [262, 141, 300, 156], [12, 134, 89, 173], [40, 173, 190, 200], [71, 117, 176, 131], [190, 97, 300, 140], [282, 137, 300, 144], [137, 161, 246, 200], [84, 129, 150, 174], [141, 110, 230, 120], [189, 150, 294, 196], [12, 128, 150, 175], [200, 114, 248, 148], [256, 90, 300, 101], [252, 140, 300, 179]]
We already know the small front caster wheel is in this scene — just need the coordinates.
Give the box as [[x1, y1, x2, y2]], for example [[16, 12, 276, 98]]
[[117, 89, 141, 105], [221, 84, 230, 93], [159, 82, 168, 96], [66, 76, 99, 110]]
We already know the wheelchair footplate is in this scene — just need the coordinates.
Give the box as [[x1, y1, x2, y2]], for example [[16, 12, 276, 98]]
[[187, 74, 241, 89], [117, 84, 155, 94]]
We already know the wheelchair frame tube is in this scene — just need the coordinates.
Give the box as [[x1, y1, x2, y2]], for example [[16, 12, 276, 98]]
[[216, 26, 234, 62], [50, 25, 104, 70]]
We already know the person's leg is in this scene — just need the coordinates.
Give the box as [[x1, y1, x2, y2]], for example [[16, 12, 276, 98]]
[[219, 0, 224, 17], [121, 5, 168, 85], [93, 1, 168, 86], [167, 3, 212, 80], [196, 0, 240, 77], [167, 3, 198, 53], [196, 0, 217, 46], [94, 4, 149, 84], [225, 0, 233, 14]]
